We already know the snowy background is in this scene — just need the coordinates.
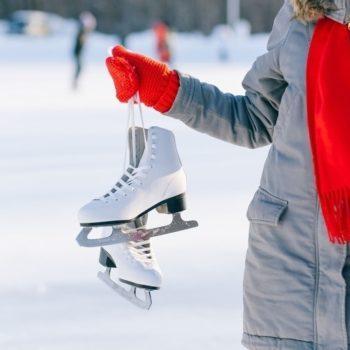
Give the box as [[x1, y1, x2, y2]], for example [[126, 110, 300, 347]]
[[0, 21, 269, 350]]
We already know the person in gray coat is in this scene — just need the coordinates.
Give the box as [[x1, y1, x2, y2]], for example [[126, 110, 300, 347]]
[[105, 1, 350, 349]]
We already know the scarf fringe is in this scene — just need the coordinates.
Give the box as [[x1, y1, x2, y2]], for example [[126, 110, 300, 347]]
[[321, 188, 350, 244]]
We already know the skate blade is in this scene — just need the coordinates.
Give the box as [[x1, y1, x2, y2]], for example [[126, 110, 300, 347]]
[[76, 213, 198, 248], [97, 270, 152, 310]]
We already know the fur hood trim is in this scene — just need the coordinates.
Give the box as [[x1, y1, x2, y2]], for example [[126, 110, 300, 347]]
[[292, 0, 338, 21]]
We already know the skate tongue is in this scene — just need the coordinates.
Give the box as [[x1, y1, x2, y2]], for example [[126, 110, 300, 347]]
[[101, 126, 148, 199], [128, 127, 148, 168]]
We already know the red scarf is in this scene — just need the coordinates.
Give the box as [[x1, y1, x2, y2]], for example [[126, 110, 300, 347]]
[[307, 18, 350, 243]]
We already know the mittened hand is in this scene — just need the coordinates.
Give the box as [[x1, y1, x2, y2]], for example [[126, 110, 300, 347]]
[[105, 56, 139, 102], [105, 46, 180, 113]]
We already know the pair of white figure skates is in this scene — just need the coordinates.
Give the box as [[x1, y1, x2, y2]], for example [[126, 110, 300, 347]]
[[76, 96, 198, 309]]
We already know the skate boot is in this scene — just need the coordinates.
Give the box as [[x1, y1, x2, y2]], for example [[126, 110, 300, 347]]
[[97, 225, 162, 310], [79, 126, 186, 226], [77, 125, 198, 248]]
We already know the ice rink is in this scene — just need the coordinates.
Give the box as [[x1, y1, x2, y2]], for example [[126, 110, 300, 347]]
[[0, 27, 269, 349]]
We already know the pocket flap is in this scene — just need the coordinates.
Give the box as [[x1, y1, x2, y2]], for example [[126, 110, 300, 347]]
[[247, 188, 288, 226]]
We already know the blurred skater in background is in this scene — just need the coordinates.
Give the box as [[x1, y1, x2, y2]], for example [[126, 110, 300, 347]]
[[72, 11, 96, 89], [153, 21, 172, 64]]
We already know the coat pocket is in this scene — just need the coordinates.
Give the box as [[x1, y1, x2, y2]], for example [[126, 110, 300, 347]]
[[247, 187, 288, 226]]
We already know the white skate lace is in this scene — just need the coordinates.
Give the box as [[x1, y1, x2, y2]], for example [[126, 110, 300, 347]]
[[103, 165, 149, 200], [125, 93, 148, 168], [124, 95, 154, 264], [128, 239, 154, 264], [101, 93, 150, 201]]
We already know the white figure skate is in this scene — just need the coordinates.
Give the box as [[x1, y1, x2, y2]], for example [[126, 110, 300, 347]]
[[76, 96, 198, 309], [78, 126, 187, 226], [98, 226, 162, 310], [76, 103, 198, 248]]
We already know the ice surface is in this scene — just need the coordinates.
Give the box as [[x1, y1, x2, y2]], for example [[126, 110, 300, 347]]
[[0, 27, 269, 350]]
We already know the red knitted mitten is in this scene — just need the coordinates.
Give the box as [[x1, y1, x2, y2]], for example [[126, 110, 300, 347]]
[[106, 46, 179, 113]]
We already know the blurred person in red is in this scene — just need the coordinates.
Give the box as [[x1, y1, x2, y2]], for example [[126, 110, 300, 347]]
[[153, 21, 171, 64]]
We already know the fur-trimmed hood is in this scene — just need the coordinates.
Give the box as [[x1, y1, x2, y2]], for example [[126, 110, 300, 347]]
[[291, 0, 350, 23]]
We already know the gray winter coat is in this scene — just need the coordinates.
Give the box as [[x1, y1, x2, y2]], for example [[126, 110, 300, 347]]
[[166, 1, 350, 349]]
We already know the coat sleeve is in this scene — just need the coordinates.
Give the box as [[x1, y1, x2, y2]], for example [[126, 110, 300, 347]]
[[164, 48, 287, 149], [164, 0, 296, 149]]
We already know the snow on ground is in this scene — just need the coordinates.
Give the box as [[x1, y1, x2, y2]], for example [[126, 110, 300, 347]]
[[0, 27, 269, 350]]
